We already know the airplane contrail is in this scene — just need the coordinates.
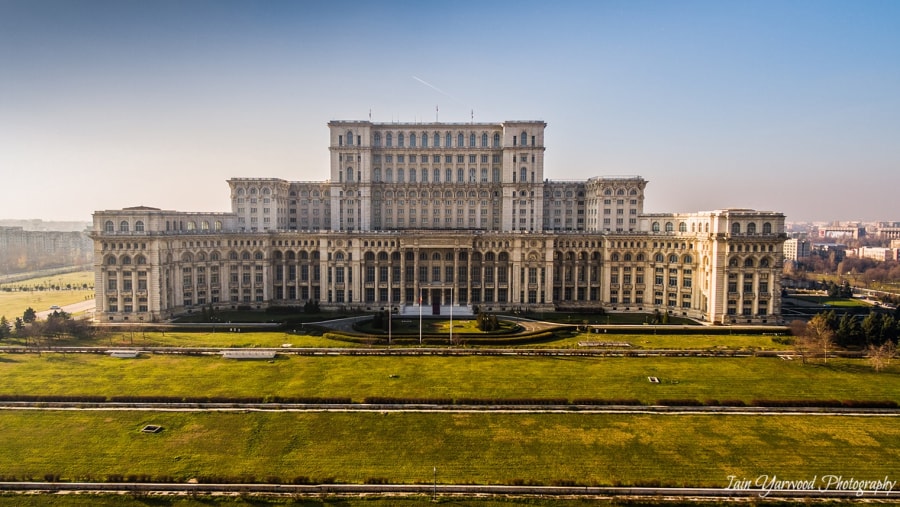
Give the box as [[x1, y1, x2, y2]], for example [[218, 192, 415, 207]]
[[412, 76, 468, 107]]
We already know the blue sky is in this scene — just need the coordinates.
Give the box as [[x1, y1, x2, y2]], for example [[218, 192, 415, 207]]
[[2, 0, 898, 222]]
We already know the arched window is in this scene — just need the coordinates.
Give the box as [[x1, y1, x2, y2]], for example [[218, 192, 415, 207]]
[[386, 132, 393, 147], [763, 222, 772, 234], [520, 167, 527, 183], [410, 168, 417, 183], [446, 132, 452, 147], [134, 221, 144, 232], [760, 257, 770, 267], [652, 222, 660, 232], [385, 168, 393, 183], [624, 253, 632, 261], [433, 168, 440, 182], [242, 252, 251, 260], [678, 222, 686, 232], [106, 255, 116, 265], [346, 167, 353, 182], [669, 254, 678, 263], [493, 133, 500, 147], [229, 251, 238, 260], [373, 133, 382, 147], [611, 253, 620, 261], [398, 132, 404, 147], [434, 132, 440, 147], [655, 253, 664, 263], [215, 221, 222, 231], [469, 133, 476, 147], [729, 257, 738, 267], [255, 251, 264, 260], [136, 255, 146, 265], [421, 132, 427, 147], [520, 131, 527, 146], [336, 252, 345, 261], [457, 168, 464, 182], [119, 221, 129, 232], [346, 130, 353, 145], [373, 168, 382, 182], [637, 253, 645, 262], [683, 255, 693, 264], [397, 168, 404, 182], [457, 133, 464, 146], [121, 255, 131, 265], [744, 258, 754, 268], [747, 222, 757, 234], [410, 133, 416, 147], [732, 223, 741, 234], [665, 222, 674, 233], [105, 221, 114, 233], [481, 133, 488, 146]]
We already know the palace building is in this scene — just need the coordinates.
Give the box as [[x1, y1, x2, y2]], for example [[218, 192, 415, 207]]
[[91, 120, 786, 325]]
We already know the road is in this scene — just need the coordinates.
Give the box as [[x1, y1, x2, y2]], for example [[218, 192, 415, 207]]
[[36, 299, 95, 320]]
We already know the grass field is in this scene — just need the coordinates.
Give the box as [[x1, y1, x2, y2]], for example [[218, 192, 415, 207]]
[[0, 411, 896, 487], [785, 295, 872, 308], [0, 497, 756, 507], [1, 354, 897, 403], [0, 497, 620, 507], [1, 326, 793, 350], [0, 270, 94, 321]]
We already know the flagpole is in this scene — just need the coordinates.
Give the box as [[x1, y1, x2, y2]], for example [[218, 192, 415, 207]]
[[388, 285, 392, 347], [419, 289, 423, 345], [450, 287, 453, 346]]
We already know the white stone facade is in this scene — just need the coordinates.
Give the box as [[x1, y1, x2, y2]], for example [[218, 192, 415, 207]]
[[91, 120, 786, 325]]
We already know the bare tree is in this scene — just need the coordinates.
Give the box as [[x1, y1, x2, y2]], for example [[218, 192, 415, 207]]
[[806, 313, 836, 364], [868, 341, 896, 372]]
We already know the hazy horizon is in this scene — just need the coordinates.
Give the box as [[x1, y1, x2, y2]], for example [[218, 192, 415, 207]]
[[2, 0, 899, 223]]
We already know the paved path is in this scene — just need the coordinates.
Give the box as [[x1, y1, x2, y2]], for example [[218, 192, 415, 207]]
[[35, 299, 95, 319]]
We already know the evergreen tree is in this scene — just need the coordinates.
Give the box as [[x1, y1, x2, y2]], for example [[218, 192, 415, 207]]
[[861, 312, 883, 345], [23, 307, 36, 323], [822, 309, 839, 332], [881, 315, 898, 345], [837, 313, 862, 347], [0, 316, 10, 340]]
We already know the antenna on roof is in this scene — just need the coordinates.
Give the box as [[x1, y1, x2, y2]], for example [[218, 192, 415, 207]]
[[471, 109, 474, 123], [436, 105, 439, 123], [368, 109, 372, 121]]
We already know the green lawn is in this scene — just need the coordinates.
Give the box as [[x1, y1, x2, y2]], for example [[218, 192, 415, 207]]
[[1, 354, 897, 404], [786, 295, 871, 308], [0, 497, 616, 507], [0, 411, 896, 487], [0, 270, 94, 321], [533, 332, 793, 351], [3, 328, 793, 351]]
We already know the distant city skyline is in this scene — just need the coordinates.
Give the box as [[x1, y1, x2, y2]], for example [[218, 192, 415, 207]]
[[2, 0, 899, 223]]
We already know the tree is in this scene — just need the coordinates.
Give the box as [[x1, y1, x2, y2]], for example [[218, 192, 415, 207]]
[[23, 307, 36, 323], [881, 315, 898, 345], [14, 317, 24, 335], [868, 341, 896, 372], [793, 314, 835, 365], [861, 313, 883, 345], [0, 316, 10, 340], [836, 313, 862, 347]]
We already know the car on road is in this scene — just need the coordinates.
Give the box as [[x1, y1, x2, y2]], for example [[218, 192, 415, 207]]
[[49, 305, 61, 311]]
